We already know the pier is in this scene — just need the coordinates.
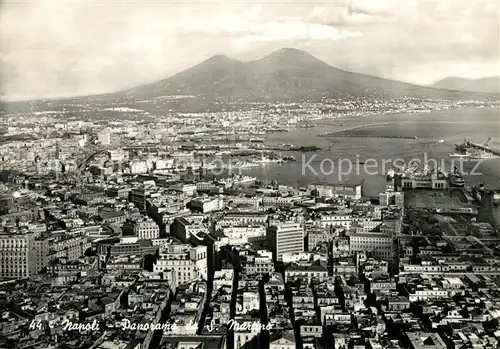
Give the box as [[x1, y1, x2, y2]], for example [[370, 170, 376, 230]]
[[467, 141, 500, 157], [456, 137, 500, 157], [321, 133, 417, 140]]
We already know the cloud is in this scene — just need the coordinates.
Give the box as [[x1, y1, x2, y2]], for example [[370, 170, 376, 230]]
[[307, 4, 394, 28], [348, 0, 393, 15], [205, 20, 362, 42]]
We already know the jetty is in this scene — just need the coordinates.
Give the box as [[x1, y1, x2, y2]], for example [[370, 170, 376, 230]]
[[457, 137, 500, 157], [320, 133, 416, 140]]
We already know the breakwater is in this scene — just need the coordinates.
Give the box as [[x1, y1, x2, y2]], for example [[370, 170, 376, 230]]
[[318, 133, 417, 139]]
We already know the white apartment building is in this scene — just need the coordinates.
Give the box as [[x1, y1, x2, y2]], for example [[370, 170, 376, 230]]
[[241, 292, 259, 313], [189, 245, 208, 280], [266, 223, 304, 262], [171, 217, 210, 243], [246, 252, 274, 275], [231, 196, 262, 209], [349, 231, 394, 259], [318, 213, 352, 230], [262, 196, 297, 208], [153, 244, 207, 286], [221, 226, 266, 246], [130, 161, 149, 174], [181, 184, 197, 197], [189, 197, 222, 213], [407, 285, 449, 302], [216, 212, 268, 228], [155, 159, 175, 170], [351, 217, 383, 232], [0, 232, 37, 278]]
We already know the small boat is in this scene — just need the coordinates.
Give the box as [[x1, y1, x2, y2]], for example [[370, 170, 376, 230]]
[[215, 151, 232, 156], [240, 161, 260, 168], [449, 152, 470, 159], [253, 156, 283, 164]]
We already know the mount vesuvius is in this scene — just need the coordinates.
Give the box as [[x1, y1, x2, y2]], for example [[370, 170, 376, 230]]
[[113, 48, 497, 102]]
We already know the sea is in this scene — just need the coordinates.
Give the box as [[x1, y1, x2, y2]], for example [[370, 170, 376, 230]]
[[210, 107, 500, 220]]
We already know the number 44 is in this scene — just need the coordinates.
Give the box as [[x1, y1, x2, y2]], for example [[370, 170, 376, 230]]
[[29, 320, 43, 330]]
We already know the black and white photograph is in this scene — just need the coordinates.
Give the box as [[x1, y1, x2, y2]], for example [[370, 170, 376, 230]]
[[0, 0, 499, 348]]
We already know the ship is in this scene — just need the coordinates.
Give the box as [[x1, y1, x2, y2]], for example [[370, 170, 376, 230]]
[[449, 152, 470, 159], [233, 175, 257, 185], [224, 161, 260, 169], [468, 151, 499, 160], [215, 150, 232, 156], [253, 156, 283, 164], [239, 161, 260, 168], [217, 175, 257, 187]]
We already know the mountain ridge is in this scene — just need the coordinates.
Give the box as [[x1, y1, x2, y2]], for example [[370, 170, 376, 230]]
[[432, 76, 500, 94], [117, 48, 499, 101]]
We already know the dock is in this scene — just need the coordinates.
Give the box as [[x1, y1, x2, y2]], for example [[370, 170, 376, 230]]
[[457, 137, 500, 157], [468, 142, 500, 156]]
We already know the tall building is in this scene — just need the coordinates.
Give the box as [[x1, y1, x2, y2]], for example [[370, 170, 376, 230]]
[[33, 237, 49, 273], [477, 191, 494, 223], [379, 191, 391, 206], [130, 188, 151, 212], [0, 232, 37, 278], [379, 181, 404, 207], [266, 223, 304, 262], [395, 192, 404, 207]]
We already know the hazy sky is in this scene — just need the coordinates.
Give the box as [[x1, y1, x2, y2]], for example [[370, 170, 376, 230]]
[[1, 0, 499, 101]]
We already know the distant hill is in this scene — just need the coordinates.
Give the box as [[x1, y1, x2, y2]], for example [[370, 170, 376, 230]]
[[116, 48, 494, 102], [432, 76, 500, 94]]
